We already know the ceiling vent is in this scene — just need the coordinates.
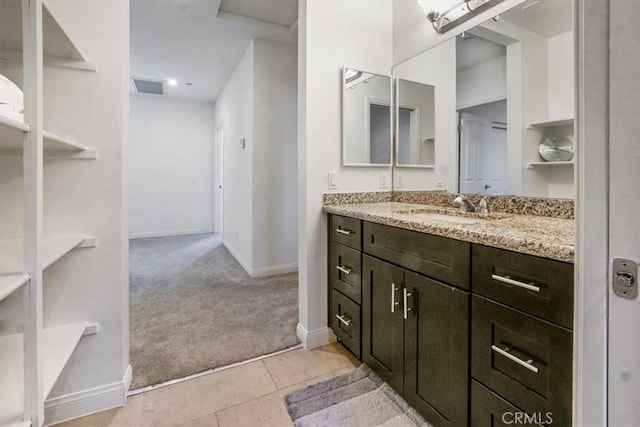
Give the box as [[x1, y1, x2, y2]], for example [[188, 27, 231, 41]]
[[132, 78, 164, 95]]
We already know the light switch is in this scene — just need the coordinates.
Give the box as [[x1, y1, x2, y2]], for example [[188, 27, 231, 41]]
[[328, 171, 338, 190]]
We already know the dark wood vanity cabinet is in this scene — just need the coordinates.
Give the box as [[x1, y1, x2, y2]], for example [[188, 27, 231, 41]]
[[327, 214, 574, 427], [359, 220, 471, 427]]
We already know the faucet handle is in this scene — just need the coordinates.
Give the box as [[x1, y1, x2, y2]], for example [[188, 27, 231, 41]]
[[477, 197, 490, 214]]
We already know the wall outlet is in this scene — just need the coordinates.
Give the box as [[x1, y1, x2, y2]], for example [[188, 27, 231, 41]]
[[328, 171, 338, 190], [436, 181, 443, 188], [379, 172, 389, 189], [396, 174, 403, 189]]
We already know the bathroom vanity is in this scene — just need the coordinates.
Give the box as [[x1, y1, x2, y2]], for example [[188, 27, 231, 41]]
[[325, 198, 574, 427]]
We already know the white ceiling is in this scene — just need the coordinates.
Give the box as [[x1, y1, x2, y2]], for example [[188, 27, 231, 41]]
[[501, 0, 573, 38], [456, 35, 505, 71], [130, 0, 298, 103]]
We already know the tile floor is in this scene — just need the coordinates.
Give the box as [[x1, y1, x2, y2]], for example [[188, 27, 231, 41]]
[[54, 343, 359, 427]]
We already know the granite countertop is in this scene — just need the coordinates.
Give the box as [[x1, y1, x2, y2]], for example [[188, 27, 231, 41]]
[[323, 202, 574, 263]]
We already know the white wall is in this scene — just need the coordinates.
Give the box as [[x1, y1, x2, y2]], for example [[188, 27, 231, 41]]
[[252, 39, 298, 275], [298, 0, 393, 348], [393, 39, 456, 191], [214, 43, 254, 271], [457, 55, 507, 109], [214, 40, 298, 277], [129, 95, 215, 238], [548, 31, 574, 120]]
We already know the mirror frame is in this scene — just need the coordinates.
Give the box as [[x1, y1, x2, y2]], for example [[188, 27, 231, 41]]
[[341, 66, 393, 167]]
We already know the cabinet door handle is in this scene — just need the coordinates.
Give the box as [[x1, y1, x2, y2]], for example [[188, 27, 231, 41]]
[[391, 283, 400, 313], [336, 314, 351, 327], [491, 345, 539, 373], [336, 266, 352, 275], [336, 229, 353, 236], [403, 288, 413, 320], [492, 274, 540, 293]]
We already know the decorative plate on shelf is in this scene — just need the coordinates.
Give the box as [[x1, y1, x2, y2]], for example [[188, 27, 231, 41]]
[[539, 136, 574, 162]]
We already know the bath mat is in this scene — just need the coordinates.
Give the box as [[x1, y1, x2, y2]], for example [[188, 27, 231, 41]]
[[284, 364, 430, 427]]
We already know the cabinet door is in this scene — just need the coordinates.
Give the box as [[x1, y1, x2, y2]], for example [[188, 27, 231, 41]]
[[404, 271, 470, 427], [362, 255, 404, 395]]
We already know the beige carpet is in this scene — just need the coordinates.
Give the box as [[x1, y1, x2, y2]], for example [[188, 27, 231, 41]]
[[129, 233, 299, 389]]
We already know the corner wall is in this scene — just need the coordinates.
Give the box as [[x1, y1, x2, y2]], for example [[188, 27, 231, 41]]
[[128, 95, 215, 238], [297, 0, 393, 348]]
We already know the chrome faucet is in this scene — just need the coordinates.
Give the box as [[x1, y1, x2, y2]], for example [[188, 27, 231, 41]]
[[453, 195, 476, 213], [453, 195, 490, 214]]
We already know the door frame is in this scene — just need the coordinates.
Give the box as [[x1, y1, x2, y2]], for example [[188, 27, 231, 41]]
[[214, 121, 224, 234], [575, 0, 608, 425]]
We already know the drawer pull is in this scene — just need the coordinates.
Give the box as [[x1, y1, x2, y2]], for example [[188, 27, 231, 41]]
[[492, 274, 540, 293], [336, 266, 352, 275], [391, 283, 400, 313], [336, 314, 352, 327], [491, 345, 539, 374], [403, 288, 413, 320], [336, 228, 353, 236]]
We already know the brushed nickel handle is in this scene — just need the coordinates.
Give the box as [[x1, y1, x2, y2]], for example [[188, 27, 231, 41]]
[[336, 314, 351, 326], [391, 283, 400, 313], [491, 345, 539, 374], [492, 274, 540, 293], [403, 288, 412, 320], [336, 266, 352, 275], [336, 229, 353, 235]]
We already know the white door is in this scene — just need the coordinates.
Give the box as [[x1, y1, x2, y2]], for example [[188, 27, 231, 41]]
[[214, 124, 224, 234], [608, 1, 640, 425], [459, 112, 508, 194]]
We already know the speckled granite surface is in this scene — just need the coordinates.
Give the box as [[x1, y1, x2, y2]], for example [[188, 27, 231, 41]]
[[323, 202, 574, 263], [323, 191, 574, 219]]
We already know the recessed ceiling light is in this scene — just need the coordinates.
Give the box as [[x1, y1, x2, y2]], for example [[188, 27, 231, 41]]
[[167, 79, 178, 86]]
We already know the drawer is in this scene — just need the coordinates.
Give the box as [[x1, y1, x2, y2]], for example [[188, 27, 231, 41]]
[[363, 222, 470, 289], [471, 380, 544, 426], [329, 242, 362, 303], [330, 215, 362, 250], [332, 289, 361, 358], [471, 296, 572, 427], [472, 245, 574, 328]]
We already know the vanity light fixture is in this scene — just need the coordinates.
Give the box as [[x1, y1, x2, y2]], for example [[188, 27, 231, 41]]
[[167, 78, 178, 86], [418, 0, 505, 34]]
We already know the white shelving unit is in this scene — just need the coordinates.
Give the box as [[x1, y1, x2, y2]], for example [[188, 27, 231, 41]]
[[0, 323, 89, 426], [0, 1, 99, 426], [0, 115, 97, 159], [527, 118, 574, 129], [526, 161, 575, 169]]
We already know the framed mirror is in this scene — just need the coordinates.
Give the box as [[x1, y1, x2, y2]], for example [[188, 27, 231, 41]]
[[342, 67, 392, 166], [396, 79, 436, 168], [391, 0, 574, 198]]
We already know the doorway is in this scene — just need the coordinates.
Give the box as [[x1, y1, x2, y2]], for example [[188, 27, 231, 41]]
[[458, 100, 508, 195]]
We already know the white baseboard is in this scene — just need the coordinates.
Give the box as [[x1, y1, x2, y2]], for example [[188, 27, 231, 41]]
[[251, 263, 298, 278], [44, 364, 132, 426], [296, 323, 334, 350], [222, 240, 252, 276], [129, 228, 215, 239]]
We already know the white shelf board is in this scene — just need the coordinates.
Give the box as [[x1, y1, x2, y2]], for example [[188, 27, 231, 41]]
[[0, 323, 88, 426], [0, 235, 95, 276], [527, 118, 574, 129], [527, 161, 575, 169], [0, 274, 29, 302], [0, 0, 89, 63]]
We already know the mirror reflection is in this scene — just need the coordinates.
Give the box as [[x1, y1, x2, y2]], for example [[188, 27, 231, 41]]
[[342, 68, 392, 166], [396, 79, 436, 167], [392, 0, 574, 198]]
